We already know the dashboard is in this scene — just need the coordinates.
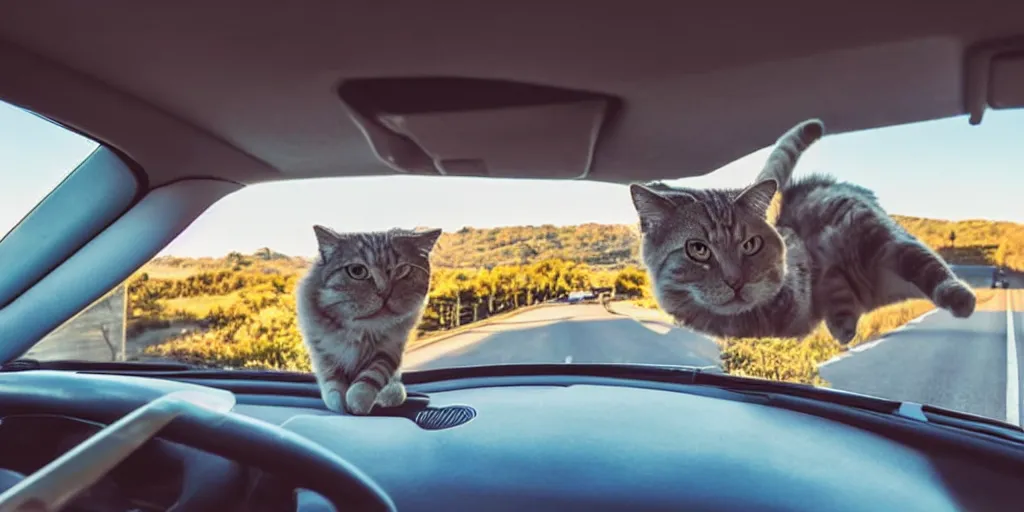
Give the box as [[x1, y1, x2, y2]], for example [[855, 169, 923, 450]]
[[0, 370, 1022, 511]]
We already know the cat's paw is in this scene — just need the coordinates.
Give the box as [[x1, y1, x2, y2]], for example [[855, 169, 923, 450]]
[[933, 279, 976, 318], [321, 387, 346, 414], [376, 380, 407, 408], [345, 381, 379, 416], [826, 312, 860, 345]]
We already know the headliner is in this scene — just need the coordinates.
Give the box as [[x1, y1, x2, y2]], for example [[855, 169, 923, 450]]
[[1, 1, 1023, 186]]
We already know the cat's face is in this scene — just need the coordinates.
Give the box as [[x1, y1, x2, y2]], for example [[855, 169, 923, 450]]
[[310, 226, 441, 328], [630, 180, 785, 315]]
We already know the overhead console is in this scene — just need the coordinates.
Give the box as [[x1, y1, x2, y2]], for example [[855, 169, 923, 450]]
[[337, 77, 620, 179]]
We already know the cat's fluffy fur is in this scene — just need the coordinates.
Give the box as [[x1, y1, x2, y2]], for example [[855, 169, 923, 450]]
[[296, 225, 441, 415], [630, 119, 975, 344]]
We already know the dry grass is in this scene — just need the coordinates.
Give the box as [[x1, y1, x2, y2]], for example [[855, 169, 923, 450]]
[[161, 292, 241, 317], [716, 288, 997, 386], [141, 265, 203, 279], [721, 287, 998, 385], [719, 299, 931, 386], [631, 296, 660, 310], [844, 299, 934, 347]]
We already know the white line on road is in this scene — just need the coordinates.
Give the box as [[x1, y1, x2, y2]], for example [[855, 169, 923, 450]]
[[1006, 292, 1020, 426], [818, 309, 939, 368], [905, 309, 940, 326]]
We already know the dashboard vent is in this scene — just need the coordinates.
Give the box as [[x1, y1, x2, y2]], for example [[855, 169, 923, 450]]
[[413, 405, 476, 430]]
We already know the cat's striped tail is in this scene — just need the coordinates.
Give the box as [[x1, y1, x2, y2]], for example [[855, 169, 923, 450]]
[[755, 118, 825, 188]]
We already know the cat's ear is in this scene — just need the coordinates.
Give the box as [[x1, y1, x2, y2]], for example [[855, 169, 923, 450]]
[[313, 224, 343, 261], [630, 184, 676, 234], [733, 179, 778, 218], [394, 228, 443, 259]]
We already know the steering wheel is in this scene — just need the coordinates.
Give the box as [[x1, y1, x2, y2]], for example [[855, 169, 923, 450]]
[[0, 371, 395, 512]]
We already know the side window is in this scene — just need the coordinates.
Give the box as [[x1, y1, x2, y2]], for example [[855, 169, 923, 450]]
[[26, 285, 128, 362], [0, 99, 111, 360]]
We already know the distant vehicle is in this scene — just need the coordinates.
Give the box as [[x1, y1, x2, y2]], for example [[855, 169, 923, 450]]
[[992, 268, 1009, 288], [567, 291, 595, 303]]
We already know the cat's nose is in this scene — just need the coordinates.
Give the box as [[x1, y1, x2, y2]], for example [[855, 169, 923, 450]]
[[724, 276, 744, 291]]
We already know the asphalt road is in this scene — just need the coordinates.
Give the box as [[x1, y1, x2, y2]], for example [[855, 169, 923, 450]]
[[403, 303, 720, 371], [405, 276, 1024, 426], [820, 288, 1023, 424], [949, 264, 1004, 288]]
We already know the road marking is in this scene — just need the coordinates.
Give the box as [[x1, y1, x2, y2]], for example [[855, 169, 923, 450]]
[[1006, 292, 1020, 426], [564, 355, 573, 364], [905, 309, 940, 326], [818, 308, 938, 368]]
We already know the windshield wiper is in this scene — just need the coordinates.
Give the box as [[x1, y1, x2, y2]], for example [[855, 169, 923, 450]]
[[0, 358, 197, 373], [918, 404, 1024, 443], [404, 363, 1024, 443], [405, 362, 901, 412], [689, 369, 1024, 441], [0, 358, 319, 384]]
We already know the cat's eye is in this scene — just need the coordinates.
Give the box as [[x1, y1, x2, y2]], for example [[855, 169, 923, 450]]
[[741, 235, 763, 255], [345, 264, 370, 280], [685, 241, 712, 262]]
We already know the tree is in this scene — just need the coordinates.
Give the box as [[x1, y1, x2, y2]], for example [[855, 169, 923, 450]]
[[948, 230, 957, 247], [614, 266, 649, 298], [995, 240, 1008, 267]]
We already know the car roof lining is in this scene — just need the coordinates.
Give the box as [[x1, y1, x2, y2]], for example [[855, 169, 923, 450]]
[[2, 2, 1024, 187]]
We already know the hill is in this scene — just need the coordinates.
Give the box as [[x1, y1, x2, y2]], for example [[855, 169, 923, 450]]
[[893, 215, 1024, 265], [145, 247, 310, 278], [432, 223, 640, 269], [143, 216, 1024, 279]]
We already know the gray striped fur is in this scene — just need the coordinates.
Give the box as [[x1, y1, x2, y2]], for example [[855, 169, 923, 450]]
[[631, 119, 975, 344], [296, 225, 441, 414]]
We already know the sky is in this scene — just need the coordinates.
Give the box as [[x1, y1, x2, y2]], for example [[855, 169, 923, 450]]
[[2, 100, 1024, 258]]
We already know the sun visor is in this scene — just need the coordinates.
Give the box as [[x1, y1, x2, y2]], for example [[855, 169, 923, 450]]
[[338, 77, 618, 179], [964, 37, 1024, 124]]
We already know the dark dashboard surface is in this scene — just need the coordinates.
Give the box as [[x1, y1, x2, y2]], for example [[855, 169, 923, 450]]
[[0, 369, 1022, 511], [268, 383, 1018, 512]]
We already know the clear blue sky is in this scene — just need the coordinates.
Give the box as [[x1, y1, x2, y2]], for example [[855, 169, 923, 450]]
[[3, 100, 1023, 258]]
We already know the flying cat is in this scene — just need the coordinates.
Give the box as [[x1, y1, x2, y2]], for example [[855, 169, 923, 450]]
[[296, 225, 442, 415], [629, 119, 975, 344]]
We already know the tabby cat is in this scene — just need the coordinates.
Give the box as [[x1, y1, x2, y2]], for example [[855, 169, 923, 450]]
[[296, 225, 441, 415], [630, 119, 975, 344]]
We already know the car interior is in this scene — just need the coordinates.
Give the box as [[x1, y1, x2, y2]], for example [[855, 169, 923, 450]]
[[1, 2, 1024, 511]]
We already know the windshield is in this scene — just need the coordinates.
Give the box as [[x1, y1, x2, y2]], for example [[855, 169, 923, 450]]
[[17, 104, 1024, 426]]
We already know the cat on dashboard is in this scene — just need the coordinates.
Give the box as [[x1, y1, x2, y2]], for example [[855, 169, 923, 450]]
[[295, 225, 441, 415]]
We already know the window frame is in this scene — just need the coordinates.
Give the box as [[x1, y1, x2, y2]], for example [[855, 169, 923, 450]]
[[0, 143, 142, 309]]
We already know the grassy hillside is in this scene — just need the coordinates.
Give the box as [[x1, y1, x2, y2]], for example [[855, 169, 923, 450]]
[[93, 215, 1022, 378], [894, 215, 1024, 248], [893, 215, 1024, 266], [143, 215, 1024, 279], [431, 224, 640, 269]]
